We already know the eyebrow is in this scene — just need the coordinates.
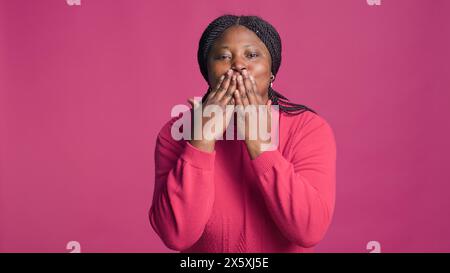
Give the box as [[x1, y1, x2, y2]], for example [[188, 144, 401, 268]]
[[219, 45, 256, 49]]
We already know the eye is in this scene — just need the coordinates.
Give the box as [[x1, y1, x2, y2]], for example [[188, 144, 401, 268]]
[[216, 54, 231, 60], [247, 52, 259, 59]]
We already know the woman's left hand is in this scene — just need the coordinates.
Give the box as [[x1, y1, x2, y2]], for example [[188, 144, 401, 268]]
[[234, 69, 273, 160]]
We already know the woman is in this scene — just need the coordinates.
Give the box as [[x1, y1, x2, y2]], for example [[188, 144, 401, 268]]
[[149, 15, 336, 253]]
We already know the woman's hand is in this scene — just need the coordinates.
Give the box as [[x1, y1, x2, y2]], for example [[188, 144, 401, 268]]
[[188, 69, 237, 152], [234, 69, 273, 159]]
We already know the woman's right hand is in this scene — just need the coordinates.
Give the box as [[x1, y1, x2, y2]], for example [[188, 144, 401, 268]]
[[188, 69, 237, 152]]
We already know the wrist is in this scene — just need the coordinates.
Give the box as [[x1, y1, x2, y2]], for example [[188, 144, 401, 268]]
[[245, 140, 262, 160], [189, 139, 215, 153]]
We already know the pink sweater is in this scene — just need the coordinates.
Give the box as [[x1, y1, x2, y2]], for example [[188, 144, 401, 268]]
[[149, 109, 336, 253]]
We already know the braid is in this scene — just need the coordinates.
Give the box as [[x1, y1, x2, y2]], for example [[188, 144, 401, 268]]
[[268, 87, 317, 115], [198, 14, 317, 116]]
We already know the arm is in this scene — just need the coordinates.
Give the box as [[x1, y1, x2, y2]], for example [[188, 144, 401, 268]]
[[149, 120, 216, 251], [250, 116, 337, 248]]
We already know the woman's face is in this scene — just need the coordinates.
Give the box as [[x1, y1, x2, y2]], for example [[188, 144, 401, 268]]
[[207, 25, 273, 102]]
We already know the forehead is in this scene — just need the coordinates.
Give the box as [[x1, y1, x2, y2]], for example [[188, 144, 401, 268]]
[[212, 25, 266, 50]]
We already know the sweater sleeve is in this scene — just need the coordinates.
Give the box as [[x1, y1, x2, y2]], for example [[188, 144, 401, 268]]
[[149, 118, 216, 251], [250, 114, 337, 248]]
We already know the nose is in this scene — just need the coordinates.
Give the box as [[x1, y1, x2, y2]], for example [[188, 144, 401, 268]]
[[231, 57, 247, 74]]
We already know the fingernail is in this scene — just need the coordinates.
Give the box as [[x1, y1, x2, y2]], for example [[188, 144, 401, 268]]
[[227, 69, 233, 75], [237, 75, 243, 81]]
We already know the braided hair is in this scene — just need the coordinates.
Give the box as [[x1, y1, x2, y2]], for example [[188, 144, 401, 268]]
[[197, 14, 317, 115]]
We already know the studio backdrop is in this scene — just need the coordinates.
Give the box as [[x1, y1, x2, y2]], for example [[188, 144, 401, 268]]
[[1, 0, 449, 252]]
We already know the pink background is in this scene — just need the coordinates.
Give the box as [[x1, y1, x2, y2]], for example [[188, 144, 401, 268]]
[[1, 0, 450, 253]]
